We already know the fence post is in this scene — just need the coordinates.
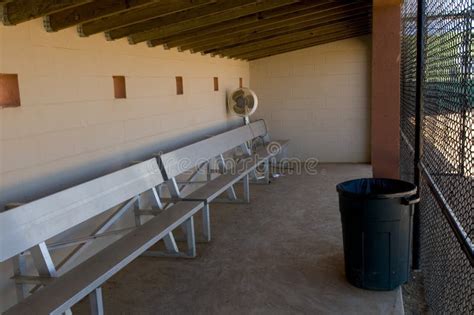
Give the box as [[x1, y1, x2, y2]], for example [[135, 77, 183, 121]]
[[412, 0, 425, 270], [459, 7, 471, 177]]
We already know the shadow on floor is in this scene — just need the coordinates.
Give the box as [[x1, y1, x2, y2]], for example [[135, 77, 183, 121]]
[[74, 163, 403, 314]]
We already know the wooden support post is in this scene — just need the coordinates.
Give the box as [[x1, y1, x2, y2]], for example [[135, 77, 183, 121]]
[[371, 0, 401, 178]]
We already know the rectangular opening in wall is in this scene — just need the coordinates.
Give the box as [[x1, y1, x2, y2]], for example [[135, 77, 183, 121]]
[[213, 77, 219, 91], [113, 76, 126, 99], [0, 74, 21, 107], [239, 77, 243, 88], [176, 76, 183, 95]]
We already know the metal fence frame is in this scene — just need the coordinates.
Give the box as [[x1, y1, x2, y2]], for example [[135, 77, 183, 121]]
[[400, 0, 473, 313]]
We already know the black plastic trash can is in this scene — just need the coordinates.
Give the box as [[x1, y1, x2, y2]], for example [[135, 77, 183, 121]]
[[336, 178, 419, 291]]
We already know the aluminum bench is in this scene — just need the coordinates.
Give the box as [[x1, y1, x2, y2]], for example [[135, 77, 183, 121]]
[[1, 159, 204, 314], [158, 119, 289, 242]]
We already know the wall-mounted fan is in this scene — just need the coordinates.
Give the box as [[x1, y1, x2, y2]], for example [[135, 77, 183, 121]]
[[228, 87, 258, 124]]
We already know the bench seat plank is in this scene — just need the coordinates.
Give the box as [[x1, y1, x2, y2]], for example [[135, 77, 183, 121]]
[[182, 140, 289, 203], [4, 201, 203, 315], [182, 155, 261, 203], [182, 174, 246, 203], [254, 139, 290, 160]]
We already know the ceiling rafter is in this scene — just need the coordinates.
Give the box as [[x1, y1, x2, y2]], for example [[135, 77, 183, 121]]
[[104, 0, 259, 41], [185, 8, 371, 53], [148, 0, 355, 49], [127, 0, 300, 44], [1, 0, 92, 25], [44, 0, 159, 32], [0, 0, 373, 61], [244, 28, 371, 60], [216, 18, 370, 58], [235, 26, 370, 60], [77, 0, 215, 37]]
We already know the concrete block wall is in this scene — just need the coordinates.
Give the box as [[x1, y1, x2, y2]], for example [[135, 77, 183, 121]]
[[0, 21, 248, 311], [250, 36, 371, 162], [0, 20, 249, 209], [0, 23, 370, 310]]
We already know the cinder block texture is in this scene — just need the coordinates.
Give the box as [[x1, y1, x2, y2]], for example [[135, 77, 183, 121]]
[[250, 36, 371, 162], [0, 19, 248, 312], [0, 20, 248, 207], [0, 20, 249, 191]]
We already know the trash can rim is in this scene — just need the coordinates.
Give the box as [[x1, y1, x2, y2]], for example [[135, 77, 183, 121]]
[[336, 177, 417, 199]]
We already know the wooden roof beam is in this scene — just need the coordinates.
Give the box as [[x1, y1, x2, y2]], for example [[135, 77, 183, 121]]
[[237, 27, 371, 60], [1, 0, 92, 25], [126, 0, 300, 44], [214, 18, 370, 57], [185, 8, 371, 53], [104, 0, 257, 40], [152, 1, 368, 49], [243, 29, 371, 60], [78, 0, 216, 37], [44, 0, 160, 32]]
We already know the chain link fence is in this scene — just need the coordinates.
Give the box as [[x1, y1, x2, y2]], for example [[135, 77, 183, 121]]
[[400, 0, 473, 313]]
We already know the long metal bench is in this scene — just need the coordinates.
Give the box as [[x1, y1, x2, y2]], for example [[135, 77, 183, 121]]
[[1, 158, 204, 314], [158, 119, 288, 242], [1, 119, 287, 314]]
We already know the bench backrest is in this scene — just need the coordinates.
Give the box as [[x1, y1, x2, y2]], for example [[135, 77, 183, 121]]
[[249, 119, 268, 138], [159, 124, 254, 179], [159, 120, 269, 179], [0, 158, 164, 262]]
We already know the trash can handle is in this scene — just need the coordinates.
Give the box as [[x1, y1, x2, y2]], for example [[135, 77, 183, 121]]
[[402, 195, 420, 205]]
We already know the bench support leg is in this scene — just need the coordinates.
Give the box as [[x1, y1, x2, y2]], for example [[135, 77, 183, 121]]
[[226, 185, 238, 200], [264, 160, 270, 184], [134, 192, 147, 227], [148, 218, 196, 258], [89, 287, 104, 315], [217, 154, 238, 201], [167, 178, 190, 236], [30, 242, 57, 278], [134, 204, 142, 227], [163, 232, 179, 254], [243, 174, 250, 203], [202, 203, 211, 242], [13, 254, 27, 301], [30, 242, 74, 313], [184, 217, 196, 258], [250, 160, 271, 185], [207, 162, 212, 181]]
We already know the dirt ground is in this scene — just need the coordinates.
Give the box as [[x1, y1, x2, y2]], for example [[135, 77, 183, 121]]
[[73, 164, 404, 314], [402, 271, 431, 315]]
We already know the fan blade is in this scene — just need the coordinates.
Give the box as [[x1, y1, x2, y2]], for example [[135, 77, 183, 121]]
[[232, 90, 244, 102], [244, 95, 254, 109]]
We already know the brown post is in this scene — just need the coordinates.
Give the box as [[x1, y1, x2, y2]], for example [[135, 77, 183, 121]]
[[371, 0, 401, 178]]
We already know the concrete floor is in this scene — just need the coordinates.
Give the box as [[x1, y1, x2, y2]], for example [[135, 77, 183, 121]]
[[75, 163, 403, 314]]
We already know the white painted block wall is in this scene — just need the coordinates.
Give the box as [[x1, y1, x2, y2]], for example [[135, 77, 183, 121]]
[[250, 36, 371, 162], [0, 23, 371, 311], [0, 20, 249, 208], [0, 20, 248, 311]]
